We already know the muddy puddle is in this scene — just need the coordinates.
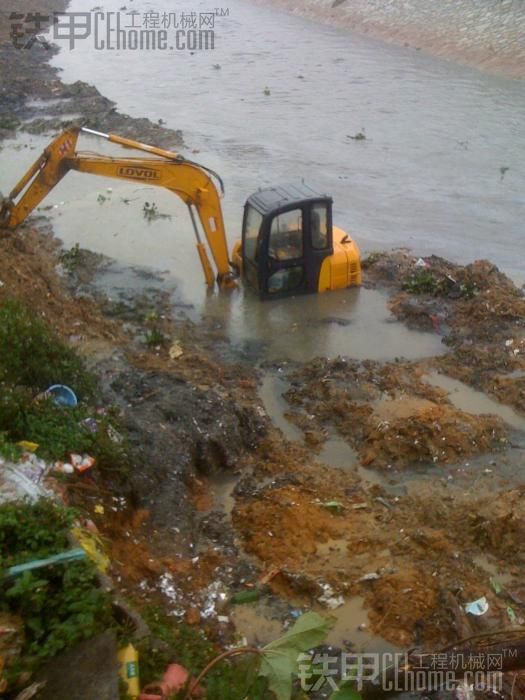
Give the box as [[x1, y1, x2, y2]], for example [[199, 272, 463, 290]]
[[425, 370, 525, 433], [259, 373, 405, 489]]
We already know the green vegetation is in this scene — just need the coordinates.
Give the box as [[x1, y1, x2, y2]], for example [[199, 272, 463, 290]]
[[144, 328, 166, 347], [138, 605, 268, 700], [59, 242, 82, 274], [0, 500, 113, 684], [402, 270, 478, 298], [0, 300, 131, 474], [137, 606, 346, 700], [0, 300, 94, 396]]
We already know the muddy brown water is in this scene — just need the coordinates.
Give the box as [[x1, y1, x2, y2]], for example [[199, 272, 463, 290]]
[[48, 0, 525, 283]]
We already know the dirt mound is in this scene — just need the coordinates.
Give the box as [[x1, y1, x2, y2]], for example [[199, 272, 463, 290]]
[[285, 357, 506, 469]]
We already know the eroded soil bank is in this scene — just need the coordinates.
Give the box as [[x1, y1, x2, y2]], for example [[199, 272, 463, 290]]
[[2, 220, 525, 669]]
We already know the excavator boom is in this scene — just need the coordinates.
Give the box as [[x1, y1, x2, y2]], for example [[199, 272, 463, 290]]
[[0, 126, 235, 289]]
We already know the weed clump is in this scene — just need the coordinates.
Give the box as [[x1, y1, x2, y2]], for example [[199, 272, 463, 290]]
[[0, 300, 94, 397], [0, 500, 112, 684]]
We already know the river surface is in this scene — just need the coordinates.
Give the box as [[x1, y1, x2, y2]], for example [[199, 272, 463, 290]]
[[2, 0, 525, 361]]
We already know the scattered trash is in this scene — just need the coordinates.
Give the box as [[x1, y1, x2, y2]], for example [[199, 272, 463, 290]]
[[374, 496, 393, 509], [5, 547, 86, 579], [107, 425, 124, 444], [46, 384, 78, 407], [231, 589, 261, 605], [16, 441, 38, 452], [321, 500, 344, 513], [358, 572, 381, 582], [14, 453, 48, 485], [94, 504, 105, 515], [80, 417, 99, 433], [118, 643, 140, 699], [141, 662, 202, 699], [464, 596, 489, 616], [507, 606, 517, 625], [347, 130, 366, 141], [53, 461, 74, 475], [72, 526, 110, 574], [70, 453, 96, 473], [318, 583, 345, 609], [490, 577, 503, 595], [415, 257, 428, 268], [258, 567, 281, 586], [169, 341, 184, 360]]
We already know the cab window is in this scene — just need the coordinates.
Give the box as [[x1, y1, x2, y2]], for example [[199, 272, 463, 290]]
[[311, 204, 328, 249], [269, 209, 303, 261], [244, 205, 263, 264]]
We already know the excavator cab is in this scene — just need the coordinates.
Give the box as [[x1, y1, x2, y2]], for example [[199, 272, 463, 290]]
[[235, 184, 361, 300]]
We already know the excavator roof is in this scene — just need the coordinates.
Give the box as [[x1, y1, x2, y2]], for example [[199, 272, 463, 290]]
[[246, 184, 332, 215]]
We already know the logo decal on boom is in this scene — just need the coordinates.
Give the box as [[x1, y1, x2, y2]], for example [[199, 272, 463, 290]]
[[117, 166, 161, 180]]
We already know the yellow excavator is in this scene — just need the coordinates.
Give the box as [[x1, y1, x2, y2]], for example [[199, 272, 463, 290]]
[[0, 126, 361, 300]]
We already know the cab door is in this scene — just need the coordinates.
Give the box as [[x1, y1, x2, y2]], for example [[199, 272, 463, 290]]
[[241, 204, 265, 294], [262, 203, 333, 299], [262, 206, 307, 299]]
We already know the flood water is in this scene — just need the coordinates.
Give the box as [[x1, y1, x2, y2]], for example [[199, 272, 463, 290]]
[[47, 0, 525, 282], [2, 0, 525, 362]]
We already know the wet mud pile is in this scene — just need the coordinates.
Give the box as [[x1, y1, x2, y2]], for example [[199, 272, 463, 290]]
[[2, 222, 525, 656]]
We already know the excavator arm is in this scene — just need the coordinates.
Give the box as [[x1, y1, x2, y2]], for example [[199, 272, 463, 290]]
[[0, 126, 236, 289]]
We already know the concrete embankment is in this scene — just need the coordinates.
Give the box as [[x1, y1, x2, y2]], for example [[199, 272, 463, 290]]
[[254, 0, 525, 78]]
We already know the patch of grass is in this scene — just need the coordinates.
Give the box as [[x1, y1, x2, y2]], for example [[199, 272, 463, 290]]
[[402, 270, 445, 295], [0, 300, 95, 398], [144, 328, 166, 347], [59, 243, 82, 274], [402, 271, 478, 299], [0, 432, 22, 461]]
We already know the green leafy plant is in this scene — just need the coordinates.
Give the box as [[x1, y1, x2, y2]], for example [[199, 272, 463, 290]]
[[144, 328, 166, 347], [181, 612, 336, 700], [0, 431, 22, 461], [0, 300, 95, 397], [0, 500, 112, 679], [59, 243, 82, 273], [402, 270, 443, 295]]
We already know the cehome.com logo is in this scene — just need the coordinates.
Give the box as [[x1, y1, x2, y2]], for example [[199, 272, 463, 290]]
[[117, 166, 161, 180]]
